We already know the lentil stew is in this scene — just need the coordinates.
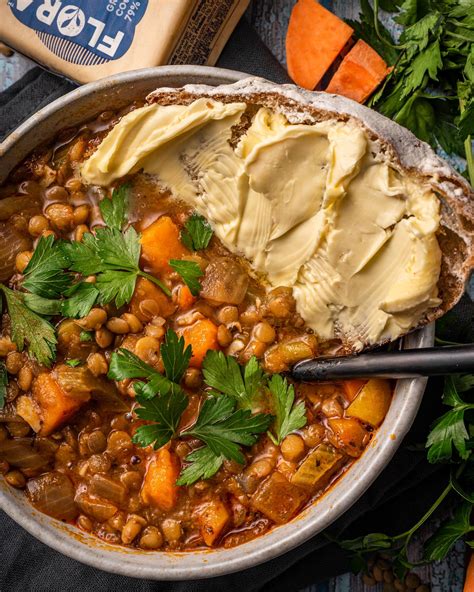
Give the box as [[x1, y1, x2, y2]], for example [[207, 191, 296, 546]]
[[0, 104, 393, 551]]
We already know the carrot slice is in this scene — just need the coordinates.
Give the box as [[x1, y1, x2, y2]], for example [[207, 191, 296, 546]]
[[286, 0, 354, 90], [179, 319, 219, 368], [465, 552, 474, 592], [140, 216, 188, 274], [326, 39, 391, 103], [141, 448, 180, 511], [342, 379, 368, 403]]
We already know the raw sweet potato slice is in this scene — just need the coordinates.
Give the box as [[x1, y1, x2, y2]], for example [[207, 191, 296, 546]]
[[326, 39, 391, 103], [286, 0, 354, 90]]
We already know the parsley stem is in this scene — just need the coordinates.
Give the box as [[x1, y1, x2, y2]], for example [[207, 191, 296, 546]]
[[392, 481, 453, 543], [138, 271, 171, 297], [464, 136, 474, 188]]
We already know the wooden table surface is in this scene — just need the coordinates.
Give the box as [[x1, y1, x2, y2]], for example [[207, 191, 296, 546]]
[[0, 1, 466, 590]]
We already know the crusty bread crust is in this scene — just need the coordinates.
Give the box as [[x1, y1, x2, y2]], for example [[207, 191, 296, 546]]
[[147, 77, 474, 349]]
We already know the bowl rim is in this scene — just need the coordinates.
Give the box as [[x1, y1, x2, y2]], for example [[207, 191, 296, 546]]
[[0, 65, 433, 580]]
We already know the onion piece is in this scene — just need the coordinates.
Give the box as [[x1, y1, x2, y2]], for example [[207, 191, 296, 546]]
[[0, 195, 41, 220], [89, 474, 126, 505], [26, 472, 78, 520], [0, 438, 48, 470], [200, 258, 249, 305], [0, 223, 32, 281]]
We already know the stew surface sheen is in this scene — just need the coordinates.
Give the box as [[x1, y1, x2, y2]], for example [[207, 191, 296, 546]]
[[0, 104, 392, 551]]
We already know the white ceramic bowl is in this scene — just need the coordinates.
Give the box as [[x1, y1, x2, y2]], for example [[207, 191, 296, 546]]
[[0, 65, 433, 580]]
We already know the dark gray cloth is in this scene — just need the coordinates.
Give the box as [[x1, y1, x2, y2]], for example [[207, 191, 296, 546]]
[[0, 16, 471, 592]]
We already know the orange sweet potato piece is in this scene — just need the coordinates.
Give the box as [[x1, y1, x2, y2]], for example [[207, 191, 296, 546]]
[[326, 39, 391, 103], [141, 448, 180, 511], [286, 0, 354, 90], [346, 378, 392, 427], [196, 499, 231, 546], [130, 276, 175, 322], [32, 372, 90, 436], [140, 216, 188, 274], [342, 379, 368, 403], [175, 284, 195, 311], [328, 417, 369, 458], [179, 319, 219, 368]]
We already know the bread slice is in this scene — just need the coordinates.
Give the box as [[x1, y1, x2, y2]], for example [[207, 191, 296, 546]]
[[142, 78, 473, 351]]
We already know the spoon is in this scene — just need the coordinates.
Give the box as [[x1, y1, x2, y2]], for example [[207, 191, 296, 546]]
[[292, 344, 474, 381]]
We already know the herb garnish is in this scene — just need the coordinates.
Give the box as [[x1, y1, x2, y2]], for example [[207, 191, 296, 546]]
[[79, 330, 93, 342], [65, 359, 82, 368], [108, 332, 303, 485], [99, 184, 129, 230], [202, 351, 266, 410], [267, 374, 307, 445], [0, 284, 57, 367], [335, 371, 474, 578], [169, 259, 203, 296], [180, 213, 213, 251], [22, 235, 72, 298]]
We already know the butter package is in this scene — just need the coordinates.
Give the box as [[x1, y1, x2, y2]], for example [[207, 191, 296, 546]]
[[0, 0, 249, 83]]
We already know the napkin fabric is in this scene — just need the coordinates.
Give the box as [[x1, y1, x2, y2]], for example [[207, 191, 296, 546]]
[[0, 16, 472, 592]]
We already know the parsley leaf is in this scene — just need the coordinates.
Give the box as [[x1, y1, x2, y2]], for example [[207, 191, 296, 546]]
[[169, 259, 203, 296], [176, 446, 224, 486], [65, 359, 82, 367], [107, 348, 172, 395], [181, 213, 213, 251], [22, 235, 72, 298], [426, 375, 474, 463], [99, 184, 129, 230], [62, 226, 170, 307], [0, 362, 7, 408], [182, 395, 272, 464], [79, 330, 93, 342], [267, 374, 307, 445], [61, 282, 99, 318], [161, 329, 192, 383], [202, 351, 266, 410], [132, 387, 188, 450], [423, 502, 473, 561], [23, 293, 63, 316], [0, 284, 56, 366]]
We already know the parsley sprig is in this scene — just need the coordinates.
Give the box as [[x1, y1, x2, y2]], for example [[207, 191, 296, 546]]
[[267, 374, 307, 445], [180, 213, 213, 251], [107, 334, 305, 485], [335, 370, 474, 578], [169, 259, 203, 296], [202, 351, 266, 410], [0, 284, 57, 367]]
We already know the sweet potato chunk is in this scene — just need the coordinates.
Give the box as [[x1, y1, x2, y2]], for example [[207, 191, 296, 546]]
[[326, 40, 391, 103], [286, 0, 354, 90], [141, 448, 180, 511], [196, 499, 231, 546], [328, 418, 369, 458], [140, 216, 188, 274], [27, 372, 90, 436], [179, 319, 219, 368], [130, 276, 175, 322], [291, 444, 342, 490], [346, 378, 392, 427], [251, 472, 307, 524], [342, 379, 367, 403]]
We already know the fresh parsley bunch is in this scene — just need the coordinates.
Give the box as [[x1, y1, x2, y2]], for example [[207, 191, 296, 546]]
[[350, 0, 474, 185]]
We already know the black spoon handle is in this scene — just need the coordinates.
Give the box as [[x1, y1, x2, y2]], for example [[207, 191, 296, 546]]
[[292, 345, 474, 381]]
